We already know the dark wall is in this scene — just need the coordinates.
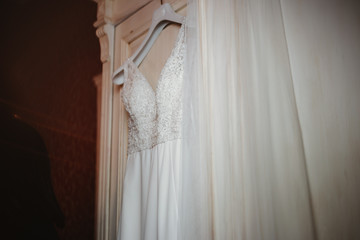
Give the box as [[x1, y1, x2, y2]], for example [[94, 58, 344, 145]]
[[0, 0, 101, 239]]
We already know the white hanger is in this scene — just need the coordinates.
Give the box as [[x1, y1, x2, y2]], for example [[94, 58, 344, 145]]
[[112, 3, 185, 85]]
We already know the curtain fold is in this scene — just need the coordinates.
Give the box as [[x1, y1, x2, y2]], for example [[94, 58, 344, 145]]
[[281, 1, 360, 239], [180, 0, 360, 239], [180, 0, 315, 239]]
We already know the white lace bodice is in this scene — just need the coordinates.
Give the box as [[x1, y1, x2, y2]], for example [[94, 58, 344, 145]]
[[121, 24, 185, 154]]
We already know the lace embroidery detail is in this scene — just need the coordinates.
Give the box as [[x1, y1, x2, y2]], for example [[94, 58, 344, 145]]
[[121, 24, 185, 154]]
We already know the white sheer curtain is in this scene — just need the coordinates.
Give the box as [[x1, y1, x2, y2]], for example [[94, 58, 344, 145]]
[[180, 0, 360, 239], [281, 1, 360, 239]]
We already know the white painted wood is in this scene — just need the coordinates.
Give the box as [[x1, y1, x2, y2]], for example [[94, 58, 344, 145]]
[[110, 0, 153, 24], [94, 0, 153, 25], [94, 22, 115, 240], [94, 1, 116, 239], [97, 23, 115, 240]]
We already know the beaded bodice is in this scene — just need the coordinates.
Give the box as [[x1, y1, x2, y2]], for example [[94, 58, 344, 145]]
[[121, 24, 185, 154]]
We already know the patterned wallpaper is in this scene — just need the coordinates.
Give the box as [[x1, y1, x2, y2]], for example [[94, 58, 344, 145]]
[[0, 0, 101, 239]]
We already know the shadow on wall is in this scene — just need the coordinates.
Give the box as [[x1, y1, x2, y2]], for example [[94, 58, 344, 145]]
[[0, 0, 101, 238], [0, 103, 65, 240]]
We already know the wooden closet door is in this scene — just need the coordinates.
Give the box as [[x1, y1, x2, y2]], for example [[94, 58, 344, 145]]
[[95, 1, 186, 239]]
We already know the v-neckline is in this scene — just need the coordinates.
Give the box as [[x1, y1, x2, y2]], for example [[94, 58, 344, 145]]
[[127, 23, 184, 95]]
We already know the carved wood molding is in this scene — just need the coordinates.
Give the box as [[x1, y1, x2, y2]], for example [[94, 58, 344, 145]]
[[93, 0, 106, 28], [93, 1, 115, 239], [96, 26, 110, 63]]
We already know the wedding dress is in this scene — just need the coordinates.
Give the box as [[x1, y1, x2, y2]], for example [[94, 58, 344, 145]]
[[118, 23, 185, 240]]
